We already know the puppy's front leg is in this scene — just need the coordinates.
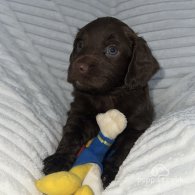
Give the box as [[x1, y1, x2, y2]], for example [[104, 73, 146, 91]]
[[43, 103, 98, 175]]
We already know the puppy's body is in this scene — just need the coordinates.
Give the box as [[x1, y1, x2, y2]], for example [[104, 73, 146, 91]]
[[43, 17, 159, 187]]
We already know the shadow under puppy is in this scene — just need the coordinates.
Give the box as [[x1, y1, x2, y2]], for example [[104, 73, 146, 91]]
[[43, 17, 159, 187]]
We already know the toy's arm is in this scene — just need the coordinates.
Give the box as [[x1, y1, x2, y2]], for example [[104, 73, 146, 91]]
[[73, 109, 127, 170]]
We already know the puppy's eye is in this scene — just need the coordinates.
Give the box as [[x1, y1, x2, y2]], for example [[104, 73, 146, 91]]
[[76, 40, 84, 51], [105, 45, 118, 56]]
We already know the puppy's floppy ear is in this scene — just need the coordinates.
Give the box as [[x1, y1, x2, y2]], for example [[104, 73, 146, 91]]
[[124, 31, 159, 89]]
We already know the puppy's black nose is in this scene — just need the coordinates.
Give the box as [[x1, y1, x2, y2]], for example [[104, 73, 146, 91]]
[[78, 63, 88, 73]]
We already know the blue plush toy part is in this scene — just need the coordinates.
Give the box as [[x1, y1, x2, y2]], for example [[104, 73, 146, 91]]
[[73, 131, 114, 172]]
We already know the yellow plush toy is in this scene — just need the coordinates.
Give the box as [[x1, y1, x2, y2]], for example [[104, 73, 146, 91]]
[[36, 164, 94, 195], [35, 109, 127, 195]]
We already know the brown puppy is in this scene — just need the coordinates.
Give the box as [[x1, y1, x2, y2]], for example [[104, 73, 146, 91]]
[[43, 17, 159, 187]]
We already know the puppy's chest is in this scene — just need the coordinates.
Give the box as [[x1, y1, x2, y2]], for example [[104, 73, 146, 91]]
[[93, 95, 117, 113]]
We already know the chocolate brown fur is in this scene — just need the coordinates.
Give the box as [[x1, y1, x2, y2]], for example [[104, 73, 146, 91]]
[[43, 17, 159, 187]]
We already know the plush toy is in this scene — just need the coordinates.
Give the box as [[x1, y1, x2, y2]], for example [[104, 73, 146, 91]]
[[35, 109, 127, 195]]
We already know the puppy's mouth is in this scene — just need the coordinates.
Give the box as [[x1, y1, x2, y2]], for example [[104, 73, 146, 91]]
[[71, 78, 117, 94], [75, 81, 84, 88], [73, 80, 90, 91], [70, 77, 104, 93]]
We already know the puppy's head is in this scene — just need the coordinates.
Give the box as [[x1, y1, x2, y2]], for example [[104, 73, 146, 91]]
[[68, 17, 159, 93]]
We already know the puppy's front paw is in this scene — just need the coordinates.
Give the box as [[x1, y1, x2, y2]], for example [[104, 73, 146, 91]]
[[43, 153, 72, 175], [101, 166, 118, 188], [102, 170, 116, 188]]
